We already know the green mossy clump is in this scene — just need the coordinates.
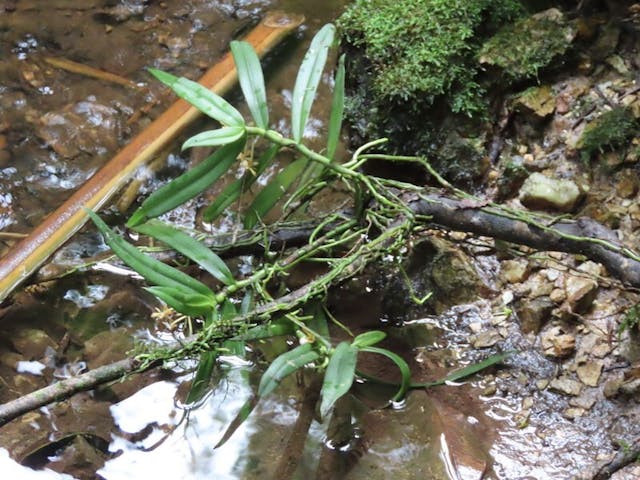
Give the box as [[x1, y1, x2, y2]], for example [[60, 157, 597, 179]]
[[477, 8, 576, 80], [338, 0, 524, 115], [577, 107, 638, 160]]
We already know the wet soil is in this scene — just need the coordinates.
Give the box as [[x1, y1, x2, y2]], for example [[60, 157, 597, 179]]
[[1, 1, 640, 480]]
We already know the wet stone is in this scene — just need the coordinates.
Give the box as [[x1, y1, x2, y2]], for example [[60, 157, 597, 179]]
[[516, 296, 554, 334], [11, 328, 56, 359], [0, 351, 22, 369], [517, 271, 555, 299], [540, 325, 576, 357], [519, 172, 582, 212], [564, 274, 598, 313], [576, 360, 603, 387], [536, 378, 551, 390], [550, 376, 583, 396], [569, 389, 598, 410], [563, 407, 585, 419], [604, 377, 624, 398], [471, 328, 502, 348], [36, 100, 121, 158], [513, 85, 556, 118], [500, 259, 530, 284]]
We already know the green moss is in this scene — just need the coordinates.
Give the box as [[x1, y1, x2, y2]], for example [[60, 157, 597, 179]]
[[577, 107, 638, 160], [477, 8, 576, 80], [338, 0, 523, 115]]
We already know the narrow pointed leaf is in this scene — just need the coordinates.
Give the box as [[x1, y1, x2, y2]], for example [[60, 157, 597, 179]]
[[319, 342, 358, 418], [291, 24, 336, 142], [145, 286, 214, 317], [308, 304, 330, 342], [134, 220, 235, 286], [352, 330, 386, 349], [127, 138, 245, 227], [258, 343, 320, 397], [186, 351, 217, 405], [148, 68, 244, 127], [214, 395, 258, 448], [326, 53, 345, 160], [202, 143, 279, 222], [416, 351, 517, 387], [182, 126, 245, 150], [360, 346, 411, 402], [230, 41, 268, 129], [243, 158, 307, 229], [87, 210, 213, 298]]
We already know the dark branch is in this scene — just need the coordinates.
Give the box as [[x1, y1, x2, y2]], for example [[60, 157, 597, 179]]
[[410, 193, 640, 288]]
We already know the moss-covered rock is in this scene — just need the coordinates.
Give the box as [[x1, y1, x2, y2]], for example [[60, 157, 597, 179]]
[[577, 107, 638, 161], [339, 0, 524, 115], [477, 8, 577, 80]]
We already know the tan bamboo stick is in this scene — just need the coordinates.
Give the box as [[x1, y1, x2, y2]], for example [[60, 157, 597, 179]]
[[43, 56, 141, 89], [0, 11, 305, 303]]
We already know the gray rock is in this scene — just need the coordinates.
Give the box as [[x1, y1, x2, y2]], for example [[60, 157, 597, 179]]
[[519, 172, 582, 212]]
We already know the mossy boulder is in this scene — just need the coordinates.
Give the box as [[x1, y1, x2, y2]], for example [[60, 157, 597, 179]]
[[478, 8, 577, 80], [339, 0, 524, 115], [576, 107, 638, 161]]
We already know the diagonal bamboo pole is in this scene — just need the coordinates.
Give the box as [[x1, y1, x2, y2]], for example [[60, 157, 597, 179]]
[[0, 11, 304, 304]]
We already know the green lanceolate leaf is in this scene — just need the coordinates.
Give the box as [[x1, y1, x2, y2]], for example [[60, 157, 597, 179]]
[[352, 330, 386, 349], [243, 157, 308, 229], [326, 53, 345, 161], [415, 351, 517, 388], [291, 24, 336, 142], [214, 395, 259, 448], [148, 68, 244, 127], [134, 220, 235, 286], [319, 342, 358, 419], [145, 286, 215, 317], [127, 138, 245, 227], [308, 304, 330, 342], [87, 210, 214, 298], [202, 143, 279, 222], [182, 126, 245, 150], [186, 350, 217, 405], [360, 346, 411, 402], [230, 41, 269, 129], [258, 343, 320, 397]]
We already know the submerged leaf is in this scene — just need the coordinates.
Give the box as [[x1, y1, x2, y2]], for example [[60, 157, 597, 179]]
[[320, 342, 358, 418], [87, 210, 214, 298], [230, 41, 269, 129], [182, 126, 245, 150], [291, 24, 336, 142], [214, 395, 259, 448], [134, 220, 235, 286], [127, 138, 245, 227], [148, 68, 244, 127], [243, 158, 307, 229], [360, 346, 411, 402], [202, 144, 279, 222], [186, 350, 217, 405], [258, 343, 320, 397], [429, 351, 516, 386]]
